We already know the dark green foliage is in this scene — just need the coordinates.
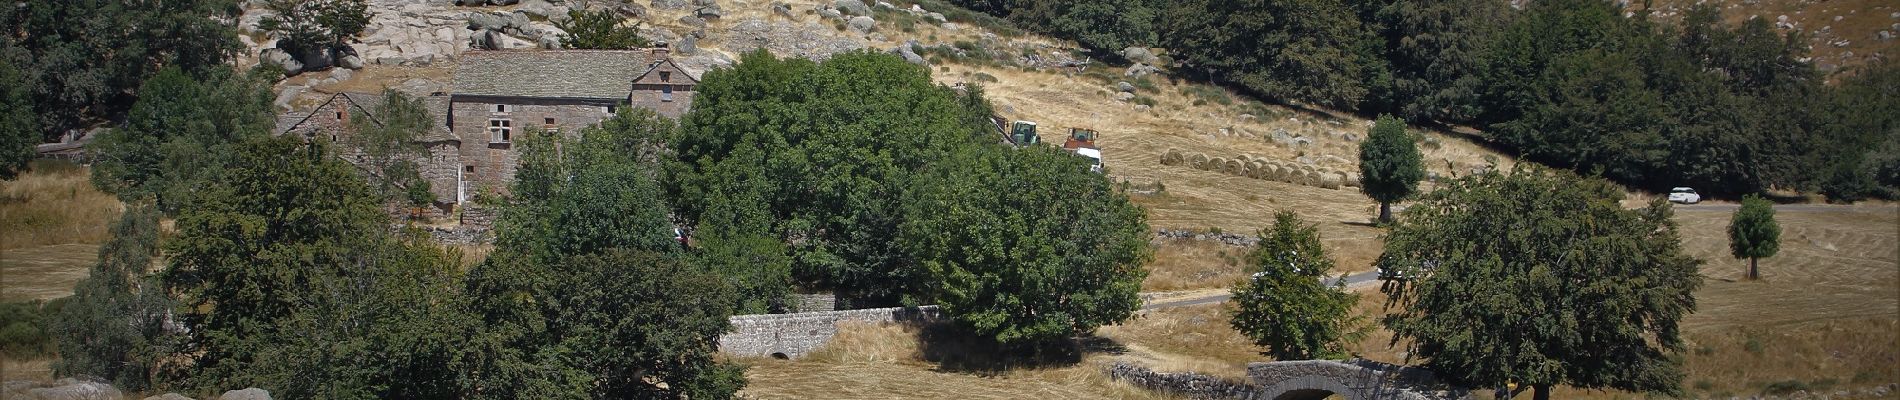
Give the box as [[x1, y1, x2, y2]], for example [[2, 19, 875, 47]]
[[902, 146, 1151, 345], [666, 50, 991, 307], [1160, 0, 1374, 108], [1728, 195, 1779, 280], [695, 176, 796, 314], [257, 0, 372, 55], [1229, 211, 1362, 360], [163, 135, 466, 397], [0, 61, 35, 179], [89, 67, 275, 211], [348, 89, 436, 208], [1353, 0, 1510, 122], [0, 0, 242, 137], [1380, 166, 1703, 399], [1357, 114, 1423, 223], [464, 111, 745, 398], [52, 205, 172, 391], [0, 300, 56, 358], [555, 9, 651, 50]]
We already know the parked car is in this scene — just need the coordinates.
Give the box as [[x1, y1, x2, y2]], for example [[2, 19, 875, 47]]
[[1667, 187, 1701, 204]]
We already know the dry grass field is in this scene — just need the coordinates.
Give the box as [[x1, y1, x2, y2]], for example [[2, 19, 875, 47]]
[[1, 161, 120, 302]]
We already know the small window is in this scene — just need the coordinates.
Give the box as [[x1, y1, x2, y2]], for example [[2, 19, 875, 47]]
[[335, 111, 343, 119], [662, 86, 673, 102], [465, 165, 476, 173], [495, 104, 511, 113], [604, 105, 616, 114], [660, 71, 671, 82], [545, 117, 556, 125], [488, 119, 512, 143]]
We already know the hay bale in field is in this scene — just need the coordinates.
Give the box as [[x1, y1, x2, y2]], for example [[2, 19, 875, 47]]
[[1344, 173, 1362, 188], [1223, 159, 1244, 175], [1298, 169, 1320, 186], [1319, 171, 1344, 189], [1236, 154, 1254, 163], [1188, 153, 1209, 169], [1266, 163, 1288, 182], [1205, 157, 1228, 171], [1245, 160, 1265, 178]]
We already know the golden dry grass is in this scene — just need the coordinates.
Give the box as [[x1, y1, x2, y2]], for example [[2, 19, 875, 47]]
[[1, 357, 53, 382], [1142, 239, 1246, 292], [1095, 304, 1263, 379], [0, 161, 122, 250], [737, 322, 1173, 399]]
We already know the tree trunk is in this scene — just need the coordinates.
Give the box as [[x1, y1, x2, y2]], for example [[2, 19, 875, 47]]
[[1749, 257, 1759, 280], [1379, 201, 1392, 224], [1533, 384, 1552, 400]]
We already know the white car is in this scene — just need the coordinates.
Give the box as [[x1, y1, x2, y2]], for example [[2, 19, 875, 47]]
[[1667, 187, 1701, 204]]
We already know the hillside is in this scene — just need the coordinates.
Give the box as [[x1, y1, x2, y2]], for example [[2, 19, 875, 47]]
[[1637, 0, 1899, 79]]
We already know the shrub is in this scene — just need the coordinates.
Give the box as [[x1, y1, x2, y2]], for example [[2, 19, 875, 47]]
[[0, 300, 55, 358], [1132, 96, 1157, 107], [972, 72, 998, 83]]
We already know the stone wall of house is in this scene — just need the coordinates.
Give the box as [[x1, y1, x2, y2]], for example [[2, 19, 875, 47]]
[[449, 98, 621, 198], [628, 59, 697, 117], [719, 306, 939, 358], [793, 293, 836, 312], [420, 140, 462, 203], [460, 203, 500, 227]]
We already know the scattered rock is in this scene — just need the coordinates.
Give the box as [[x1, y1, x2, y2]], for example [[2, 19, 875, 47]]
[[144, 394, 194, 400], [298, 47, 334, 71], [652, 0, 687, 10], [219, 388, 271, 400], [892, 43, 925, 65], [876, 1, 896, 10], [1116, 81, 1135, 92], [678, 35, 698, 55], [335, 45, 365, 69], [1122, 46, 1157, 64], [329, 67, 353, 82], [819, 8, 843, 20], [4, 379, 123, 400], [275, 85, 306, 110], [833, 0, 870, 16], [1115, 92, 1136, 102], [1124, 63, 1157, 77], [489, 0, 519, 5], [680, 15, 707, 28], [260, 47, 302, 75], [696, 4, 722, 19], [1342, 133, 1360, 142], [847, 15, 876, 33], [925, 12, 946, 23], [772, 2, 793, 18], [517, 0, 560, 18]]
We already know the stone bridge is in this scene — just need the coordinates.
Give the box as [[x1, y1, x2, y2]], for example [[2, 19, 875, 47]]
[[1107, 359, 1468, 400]]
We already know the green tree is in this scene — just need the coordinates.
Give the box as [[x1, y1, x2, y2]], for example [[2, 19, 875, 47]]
[[1, 0, 242, 136], [1352, 0, 1509, 122], [52, 205, 174, 391], [1357, 114, 1424, 223], [666, 50, 994, 308], [1727, 195, 1780, 280], [1161, 0, 1374, 108], [89, 67, 275, 210], [1230, 211, 1363, 360], [901, 147, 1151, 346], [555, 9, 650, 50], [258, 0, 372, 56], [1379, 166, 1702, 400], [346, 89, 436, 209], [462, 109, 746, 398], [0, 60, 35, 179]]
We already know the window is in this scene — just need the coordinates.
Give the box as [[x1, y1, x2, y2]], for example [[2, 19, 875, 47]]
[[494, 104, 511, 113], [335, 111, 343, 119], [662, 85, 673, 102], [604, 105, 616, 114], [488, 119, 512, 143], [465, 165, 476, 173], [660, 71, 671, 82], [545, 117, 556, 126]]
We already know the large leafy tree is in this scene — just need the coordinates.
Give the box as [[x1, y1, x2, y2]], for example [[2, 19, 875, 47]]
[[89, 67, 275, 211], [1379, 166, 1702, 400], [163, 135, 465, 397], [1229, 211, 1362, 360], [52, 205, 173, 391], [0, 60, 36, 179], [1352, 0, 1509, 122], [1161, 0, 1374, 108], [1, 0, 241, 136], [462, 109, 745, 398], [1357, 114, 1424, 223], [901, 146, 1150, 346], [666, 50, 993, 308], [1727, 195, 1780, 280], [257, 0, 372, 56]]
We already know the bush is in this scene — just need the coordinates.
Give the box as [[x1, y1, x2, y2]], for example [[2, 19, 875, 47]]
[[0, 300, 56, 358], [971, 72, 998, 82], [1132, 96, 1157, 107]]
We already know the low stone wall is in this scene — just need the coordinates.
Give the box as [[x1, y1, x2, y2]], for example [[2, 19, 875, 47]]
[[459, 204, 499, 227], [1104, 362, 1266, 399], [1155, 229, 1258, 247], [792, 293, 836, 312], [719, 306, 939, 358]]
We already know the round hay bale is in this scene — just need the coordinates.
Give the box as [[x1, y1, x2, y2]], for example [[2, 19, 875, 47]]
[[1236, 154, 1254, 163], [1298, 169, 1320, 186], [1224, 159, 1244, 175], [1160, 148, 1180, 165], [1189, 153, 1209, 169], [1266, 163, 1288, 182], [1206, 157, 1228, 171], [1245, 160, 1266, 179], [1319, 171, 1343, 189], [1345, 173, 1362, 187]]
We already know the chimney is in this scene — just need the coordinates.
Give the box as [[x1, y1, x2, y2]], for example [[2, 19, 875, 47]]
[[651, 43, 670, 59]]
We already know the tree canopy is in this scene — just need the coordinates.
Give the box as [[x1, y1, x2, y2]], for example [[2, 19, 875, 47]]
[[1379, 166, 1702, 400], [1728, 194, 1780, 280], [555, 9, 651, 50], [1229, 211, 1363, 360], [1357, 114, 1424, 223]]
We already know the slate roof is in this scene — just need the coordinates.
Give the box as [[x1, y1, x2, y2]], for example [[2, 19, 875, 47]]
[[452, 50, 654, 100]]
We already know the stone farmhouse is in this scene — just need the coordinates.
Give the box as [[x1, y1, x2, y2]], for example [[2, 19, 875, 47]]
[[279, 48, 699, 218]]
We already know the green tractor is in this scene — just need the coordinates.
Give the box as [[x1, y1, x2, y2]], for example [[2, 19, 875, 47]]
[[1007, 120, 1041, 147]]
